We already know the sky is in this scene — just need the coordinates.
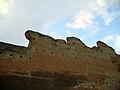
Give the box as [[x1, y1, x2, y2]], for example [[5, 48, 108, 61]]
[[0, 0, 120, 54]]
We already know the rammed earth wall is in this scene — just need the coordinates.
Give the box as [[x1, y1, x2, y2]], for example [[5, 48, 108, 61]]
[[0, 30, 120, 90]]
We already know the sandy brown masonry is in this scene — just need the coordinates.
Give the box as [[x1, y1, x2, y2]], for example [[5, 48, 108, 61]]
[[0, 30, 120, 90]]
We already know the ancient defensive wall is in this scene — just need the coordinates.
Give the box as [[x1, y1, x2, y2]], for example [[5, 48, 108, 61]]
[[0, 30, 120, 90]]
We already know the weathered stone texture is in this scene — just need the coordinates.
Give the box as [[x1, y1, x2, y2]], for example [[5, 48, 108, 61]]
[[0, 30, 120, 90]]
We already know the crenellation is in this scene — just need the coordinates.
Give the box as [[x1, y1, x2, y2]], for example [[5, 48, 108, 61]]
[[25, 30, 117, 62], [56, 39, 67, 46], [0, 30, 115, 64], [96, 41, 116, 60], [25, 30, 42, 41], [66, 37, 85, 47], [0, 30, 120, 90], [0, 30, 119, 63]]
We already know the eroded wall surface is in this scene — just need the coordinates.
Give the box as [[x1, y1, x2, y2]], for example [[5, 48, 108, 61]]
[[0, 30, 120, 90]]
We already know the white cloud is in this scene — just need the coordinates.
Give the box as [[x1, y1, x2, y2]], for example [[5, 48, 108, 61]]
[[66, 10, 94, 29], [96, 0, 113, 26], [0, 0, 13, 15], [97, 0, 105, 8], [96, 0, 120, 25], [100, 9, 112, 26], [0, 0, 94, 46], [0, 0, 119, 48], [66, 0, 119, 30]]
